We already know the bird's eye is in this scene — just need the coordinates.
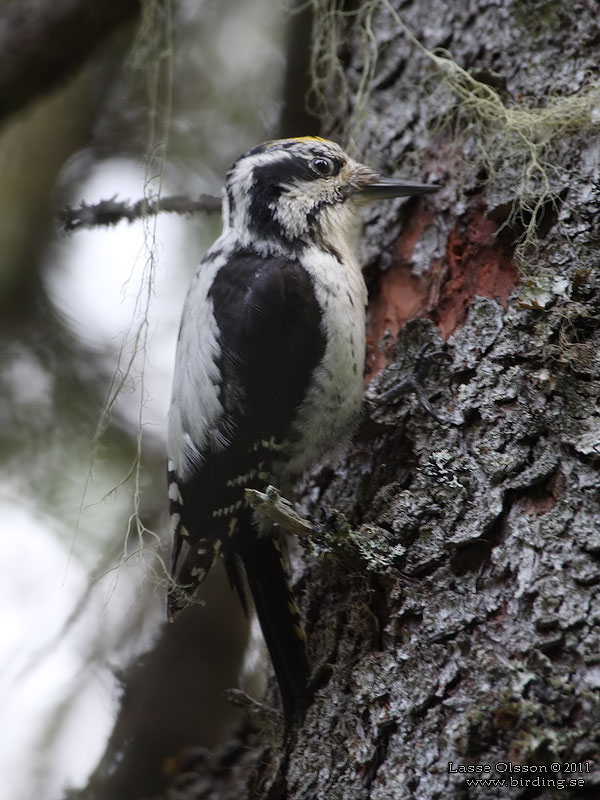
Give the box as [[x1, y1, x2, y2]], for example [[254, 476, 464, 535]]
[[310, 156, 336, 177]]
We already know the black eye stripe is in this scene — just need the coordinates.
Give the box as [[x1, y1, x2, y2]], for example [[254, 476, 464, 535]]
[[252, 159, 315, 189], [250, 154, 343, 189]]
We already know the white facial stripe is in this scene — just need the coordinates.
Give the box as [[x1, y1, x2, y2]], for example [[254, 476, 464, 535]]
[[226, 149, 293, 235]]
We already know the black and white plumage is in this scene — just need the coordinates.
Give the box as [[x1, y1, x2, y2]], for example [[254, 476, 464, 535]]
[[167, 137, 437, 728]]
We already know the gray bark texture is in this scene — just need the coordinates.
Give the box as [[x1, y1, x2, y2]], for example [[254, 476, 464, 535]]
[[160, 1, 600, 798]]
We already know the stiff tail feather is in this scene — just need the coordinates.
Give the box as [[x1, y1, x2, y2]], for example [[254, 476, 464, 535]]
[[241, 535, 310, 731]]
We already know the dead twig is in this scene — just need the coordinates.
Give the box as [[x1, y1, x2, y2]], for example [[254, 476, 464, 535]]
[[59, 193, 222, 231]]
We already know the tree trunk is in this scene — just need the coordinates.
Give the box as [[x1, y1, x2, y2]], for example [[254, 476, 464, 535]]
[[158, 1, 600, 798]]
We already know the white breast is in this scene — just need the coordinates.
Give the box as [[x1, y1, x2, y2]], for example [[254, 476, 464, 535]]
[[282, 238, 367, 478]]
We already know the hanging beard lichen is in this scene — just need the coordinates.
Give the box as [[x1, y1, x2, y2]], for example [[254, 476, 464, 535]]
[[306, 0, 600, 271]]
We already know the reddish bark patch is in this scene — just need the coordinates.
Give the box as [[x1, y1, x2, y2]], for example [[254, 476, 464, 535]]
[[523, 469, 566, 517], [523, 493, 556, 517], [366, 206, 519, 379]]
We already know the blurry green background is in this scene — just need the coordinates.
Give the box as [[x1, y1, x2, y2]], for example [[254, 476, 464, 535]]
[[0, 1, 314, 797]]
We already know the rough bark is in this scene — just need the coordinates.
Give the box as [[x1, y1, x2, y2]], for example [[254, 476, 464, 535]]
[[295, 2, 600, 797], [158, 1, 600, 798]]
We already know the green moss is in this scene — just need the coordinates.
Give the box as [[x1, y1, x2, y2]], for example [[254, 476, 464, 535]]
[[307, 513, 406, 575], [513, 0, 562, 34]]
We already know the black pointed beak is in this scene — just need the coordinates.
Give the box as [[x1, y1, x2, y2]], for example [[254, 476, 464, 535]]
[[359, 177, 439, 199]]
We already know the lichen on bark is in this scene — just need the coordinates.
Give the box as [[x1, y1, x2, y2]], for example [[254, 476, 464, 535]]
[[270, 2, 600, 798]]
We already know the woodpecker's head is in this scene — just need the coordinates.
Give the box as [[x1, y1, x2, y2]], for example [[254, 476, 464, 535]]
[[222, 136, 437, 253]]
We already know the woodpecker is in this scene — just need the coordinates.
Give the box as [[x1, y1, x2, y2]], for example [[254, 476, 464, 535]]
[[167, 136, 437, 729]]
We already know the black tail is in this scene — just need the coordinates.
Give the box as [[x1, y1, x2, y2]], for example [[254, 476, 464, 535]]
[[241, 535, 310, 731]]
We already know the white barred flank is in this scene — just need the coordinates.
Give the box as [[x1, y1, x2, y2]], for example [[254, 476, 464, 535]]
[[167, 237, 235, 482], [251, 436, 284, 452], [211, 500, 243, 519], [168, 481, 182, 503], [190, 566, 206, 578], [226, 468, 258, 488]]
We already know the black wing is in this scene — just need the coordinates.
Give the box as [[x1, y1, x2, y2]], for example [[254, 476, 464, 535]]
[[168, 248, 326, 610]]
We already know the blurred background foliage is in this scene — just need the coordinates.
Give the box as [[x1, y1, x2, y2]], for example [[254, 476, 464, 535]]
[[0, 1, 315, 797]]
